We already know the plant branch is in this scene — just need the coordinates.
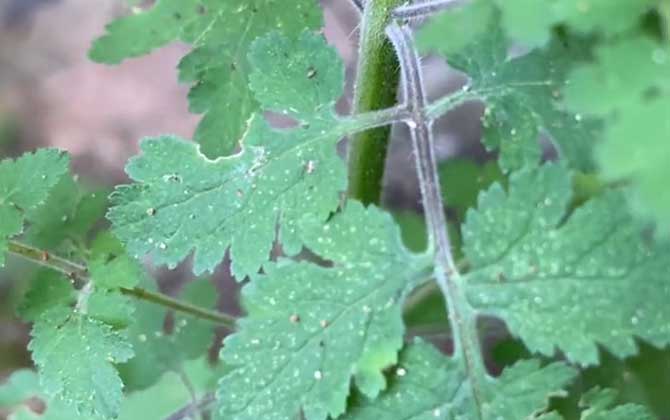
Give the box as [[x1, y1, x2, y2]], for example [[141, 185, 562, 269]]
[[387, 22, 486, 418], [7, 240, 237, 330], [347, 0, 404, 205], [392, 0, 468, 19]]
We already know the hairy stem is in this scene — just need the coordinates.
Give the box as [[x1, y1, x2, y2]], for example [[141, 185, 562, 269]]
[[347, 0, 404, 205], [8, 240, 237, 329], [387, 23, 487, 418], [392, 0, 468, 19]]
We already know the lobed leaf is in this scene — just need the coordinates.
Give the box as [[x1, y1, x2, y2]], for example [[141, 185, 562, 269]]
[[462, 164, 670, 364], [90, 0, 322, 157], [342, 340, 576, 419], [217, 202, 430, 420], [418, 0, 597, 172], [108, 31, 351, 278]]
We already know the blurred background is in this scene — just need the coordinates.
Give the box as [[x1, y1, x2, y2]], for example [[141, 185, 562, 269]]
[[0, 1, 668, 419]]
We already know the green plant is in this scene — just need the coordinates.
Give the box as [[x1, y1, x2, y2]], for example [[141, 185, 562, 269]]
[[1, 0, 669, 419]]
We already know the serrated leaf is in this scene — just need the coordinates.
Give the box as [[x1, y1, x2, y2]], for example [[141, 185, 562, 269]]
[[217, 202, 429, 420], [564, 36, 670, 232], [0, 149, 69, 265], [118, 278, 217, 391], [90, 0, 322, 157], [109, 31, 353, 278], [462, 164, 670, 364], [29, 306, 134, 418], [342, 340, 576, 419], [417, 1, 597, 172], [493, 0, 656, 48]]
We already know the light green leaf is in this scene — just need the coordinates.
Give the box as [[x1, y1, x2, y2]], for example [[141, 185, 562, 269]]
[[109, 31, 350, 278], [564, 36, 670, 231], [217, 202, 429, 420], [462, 164, 670, 364], [0, 149, 69, 265], [29, 306, 134, 418], [90, 0, 322, 157], [342, 340, 576, 419], [418, 1, 597, 172]]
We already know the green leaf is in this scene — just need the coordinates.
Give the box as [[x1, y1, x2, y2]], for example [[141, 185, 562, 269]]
[[217, 202, 429, 420], [24, 174, 106, 251], [16, 271, 75, 322], [118, 278, 217, 391], [109, 31, 351, 278], [29, 306, 134, 418], [439, 159, 505, 221], [417, 1, 597, 172], [342, 340, 576, 419], [564, 36, 670, 231], [90, 0, 322, 157], [493, 0, 656, 48], [0, 149, 69, 265], [462, 164, 670, 364], [578, 388, 655, 419]]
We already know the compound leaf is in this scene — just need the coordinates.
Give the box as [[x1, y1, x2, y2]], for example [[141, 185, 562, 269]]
[[342, 340, 576, 419], [217, 203, 430, 420], [29, 306, 134, 418], [90, 0, 322, 157], [418, 1, 597, 172], [109, 31, 353, 278], [462, 164, 670, 364]]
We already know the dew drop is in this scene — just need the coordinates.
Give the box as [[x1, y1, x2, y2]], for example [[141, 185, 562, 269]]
[[314, 370, 323, 380]]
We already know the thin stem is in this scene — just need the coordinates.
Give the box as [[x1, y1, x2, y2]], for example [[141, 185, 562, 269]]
[[120, 287, 236, 328], [392, 0, 468, 19], [347, 0, 404, 205], [387, 23, 486, 419], [7, 240, 237, 330]]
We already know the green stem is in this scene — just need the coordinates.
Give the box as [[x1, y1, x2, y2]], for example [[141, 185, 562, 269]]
[[7, 240, 237, 330], [347, 0, 404, 205]]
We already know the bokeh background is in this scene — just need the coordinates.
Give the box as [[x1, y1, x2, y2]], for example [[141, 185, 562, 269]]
[[0, 1, 668, 419]]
